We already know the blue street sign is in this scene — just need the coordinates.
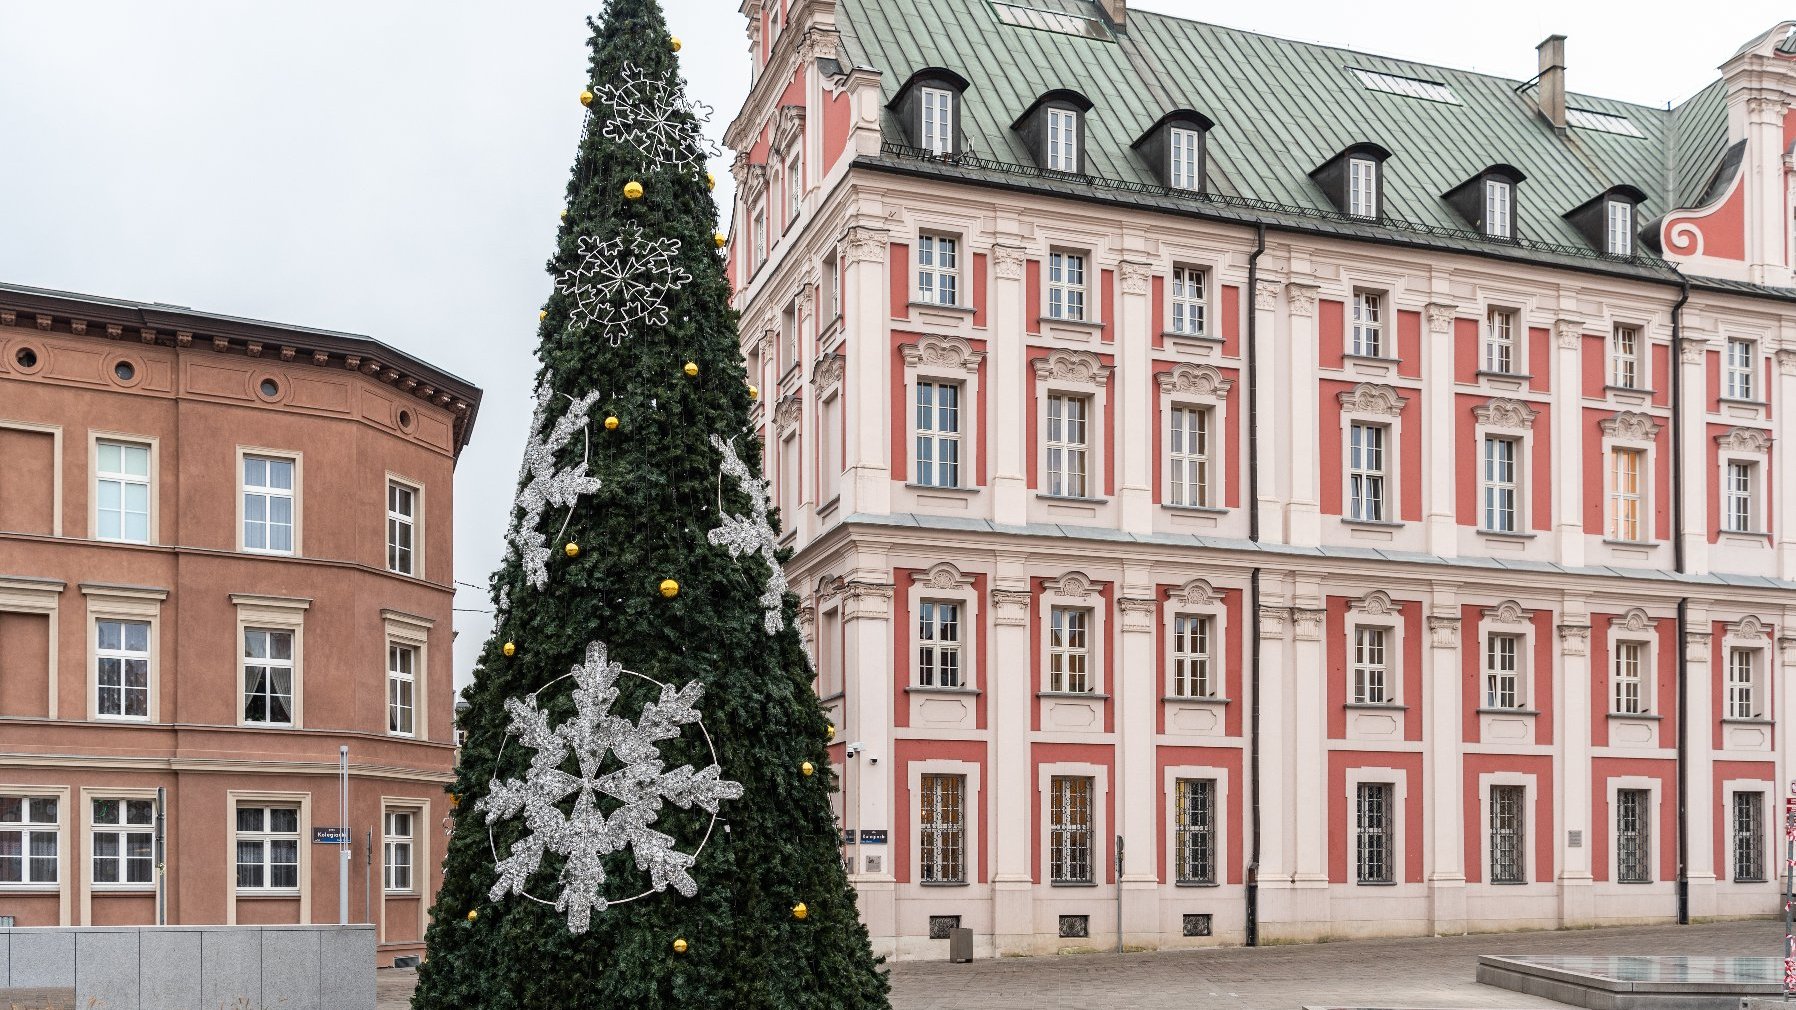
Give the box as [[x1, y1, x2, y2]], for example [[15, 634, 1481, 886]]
[[313, 827, 350, 845]]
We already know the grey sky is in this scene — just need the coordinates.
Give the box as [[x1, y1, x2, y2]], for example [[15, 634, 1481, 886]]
[[0, 1, 1785, 692]]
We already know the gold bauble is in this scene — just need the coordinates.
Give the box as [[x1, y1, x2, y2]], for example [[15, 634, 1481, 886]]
[[792, 902, 809, 921], [503, 641, 516, 657], [825, 722, 836, 741], [604, 416, 620, 431], [748, 384, 760, 400], [659, 579, 680, 599], [670, 36, 683, 52], [448, 792, 459, 808], [538, 310, 547, 321], [801, 761, 815, 777], [713, 232, 727, 249], [683, 361, 699, 377], [466, 910, 478, 922], [579, 89, 595, 107], [707, 172, 717, 191], [564, 542, 581, 558], [672, 937, 689, 953], [560, 208, 569, 221], [624, 180, 645, 201]]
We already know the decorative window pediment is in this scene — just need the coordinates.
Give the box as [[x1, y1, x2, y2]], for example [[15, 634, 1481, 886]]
[[1044, 571, 1098, 600], [1619, 607, 1657, 633], [1474, 397, 1538, 431], [1156, 362, 1232, 397], [1350, 590, 1397, 616], [1338, 382, 1408, 417], [901, 334, 985, 373], [914, 562, 975, 591], [1171, 578, 1219, 607], [1484, 600, 1531, 626], [1601, 410, 1662, 442], [1032, 349, 1112, 385], [1716, 426, 1772, 453]]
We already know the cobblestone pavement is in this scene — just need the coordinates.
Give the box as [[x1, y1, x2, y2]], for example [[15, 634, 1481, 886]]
[[374, 918, 1780, 1010]]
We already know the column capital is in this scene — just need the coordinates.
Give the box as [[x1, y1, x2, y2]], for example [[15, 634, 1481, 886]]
[[1254, 279, 1281, 312], [1680, 336, 1711, 365], [1554, 319, 1587, 351], [1285, 282, 1319, 318], [843, 224, 888, 265], [1259, 606, 1291, 638], [1424, 303, 1457, 335], [1292, 607, 1326, 641], [841, 581, 894, 621], [991, 244, 1026, 280], [1118, 260, 1153, 295], [1427, 615, 1461, 648], [1557, 623, 1592, 657], [991, 589, 1032, 626], [1684, 630, 1714, 662], [1118, 597, 1158, 631], [1776, 349, 1796, 376]]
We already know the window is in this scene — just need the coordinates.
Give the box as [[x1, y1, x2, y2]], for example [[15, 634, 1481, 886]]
[[917, 234, 959, 306], [242, 628, 294, 726], [1733, 791, 1766, 882], [1485, 180, 1512, 239], [1047, 251, 1087, 321], [1048, 775, 1093, 883], [1485, 634, 1521, 709], [92, 798, 154, 887], [1607, 201, 1634, 256], [1615, 789, 1651, 883], [1481, 436, 1519, 533], [1351, 626, 1389, 704], [1726, 648, 1759, 720], [242, 455, 295, 554], [917, 602, 962, 689], [383, 810, 413, 893], [1048, 607, 1090, 693], [1484, 309, 1516, 373], [1610, 448, 1644, 541], [915, 381, 961, 488], [1489, 785, 1526, 884], [1173, 778, 1216, 885], [387, 481, 417, 575], [95, 440, 150, 543], [1169, 127, 1202, 191], [1725, 338, 1756, 400], [780, 299, 799, 372], [1045, 394, 1090, 497], [1170, 266, 1207, 335], [918, 774, 965, 884], [1611, 326, 1641, 388], [235, 805, 299, 892], [823, 251, 841, 322], [921, 86, 954, 156], [96, 618, 150, 719], [1045, 107, 1079, 173], [1347, 422, 1386, 522], [0, 796, 58, 885], [1354, 782, 1394, 883], [1348, 157, 1378, 219], [389, 644, 417, 736], [1724, 461, 1754, 533], [1167, 406, 1211, 507], [1351, 68, 1458, 104], [1171, 615, 1213, 698], [751, 204, 767, 269], [1351, 291, 1383, 357], [1613, 641, 1646, 714], [786, 152, 802, 225]]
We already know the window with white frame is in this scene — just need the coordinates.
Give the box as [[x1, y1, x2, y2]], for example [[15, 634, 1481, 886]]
[[1046, 394, 1090, 498], [1610, 448, 1645, 541], [0, 795, 58, 885], [1484, 633, 1521, 709], [780, 299, 799, 373], [1048, 607, 1091, 693], [918, 773, 965, 884], [751, 204, 767, 269], [96, 618, 150, 719], [1611, 325, 1641, 388], [1484, 179, 1513, 239], [1174, 778, 1216, 885], [383, 809, 414, 892], [1047, 251, 1087, 321], [235, 804, 299, 892], [786, 152, 802, 224], [1484, 308, 1517, 374], [1726, 647, 1760, 719], [1049, 775, 1093, 883], [917, 234, 959, 306], [1351, 291, 1384, 357], [242, 455, 295, 554], [91, 797, 154, 887], [1348, 157, 1378, 219], [1167, 405, 1211, 507], [1724, 461, 1755, 533], [1352, 626, 1389, 704], [1481, 436, 1520, 533], [1489, 784, 1526, 883], [1172, 614, 1213, 698], [917, 601, 962, 689], [921, 86, 954, 156], [1725, 338, 1756, 400], [1607, 201, 1634, 256], [1733, 791, 1766, 881], [95, 440, 151, 543], [1170, 266, 1207, 335], [389, 644, 417, 736], [242, 628, 295, 726], [1170, 127, 1202, 191], [915, 381, 962, 488], [1616, 788, 1651, 882], [823, 251, 841, 323], [1354, 782, 1394, 883], [1613, 640, 1646, 714], [1347, 422, 1387, 522], [387, 480, 417, 575], [1046, 107, 1079, 172]]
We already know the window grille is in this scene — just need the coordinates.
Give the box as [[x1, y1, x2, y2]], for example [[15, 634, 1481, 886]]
[[1355, 782, 1395, 883], [1616, 789, 1651, 883], [1174, 778, 1216, 884], [919, 774, 966, 884], [1489, 785, 1526, 884], [1049, 776, 1093, 884], [1733, 791, 1765, 882]]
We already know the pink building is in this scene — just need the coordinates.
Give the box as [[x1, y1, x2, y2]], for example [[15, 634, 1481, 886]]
[[727, 0, 1796, 957], [0, 284, 480, 965]]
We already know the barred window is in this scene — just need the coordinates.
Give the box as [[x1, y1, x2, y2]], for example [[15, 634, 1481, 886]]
[[1174, 778, 1216, 885], [1355, 782, 1395, 884], [917, 602, 962, 689], [919, 774, 965, 885], [1049, 776, 1093, 884], [1352, 626, 1388, 704], [1616, 789, 1651, 883], [1732, 791, 1766, 882], [1171, 615, 1213, 698], [1612, 641, 1645, 715], [1489, 785, 1526, 884], [1048, 607, 1091, 693]]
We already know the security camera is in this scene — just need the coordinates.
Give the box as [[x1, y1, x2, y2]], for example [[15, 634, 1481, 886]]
[[844, 742, 864, 757]]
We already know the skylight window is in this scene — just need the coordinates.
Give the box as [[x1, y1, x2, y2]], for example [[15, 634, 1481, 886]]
[[1351, 68, 1459, 105], [990, 1, 1113, 41], [1566, 107, 1645, 138]]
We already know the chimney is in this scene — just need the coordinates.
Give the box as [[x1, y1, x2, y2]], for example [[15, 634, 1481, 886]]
[[1098, 0, 1125, 27], [1537, 35, 1567, 132]]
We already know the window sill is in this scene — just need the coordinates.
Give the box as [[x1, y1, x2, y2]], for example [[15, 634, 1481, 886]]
[[1354, 880, 1398, 887], [819, 317, 843, 343], [0, 886, 60, 894], [1721, 717, 1775, 726], [1049, 881, 1100, 888], [1489, 880, 1531, 887], [1477, 707, 1540, 716], [1342, 517, 1405, 529], [817, 495, 841, 520], [906, 483, 978, 495], [1475, 529, 1537, 541], [1475, 370, 1534, 381], [1161, 331, 1221, 344], [383, 890, 421, 899], [1038, 316, 1104, 331], [1345, 702, 1407, 711], [1037, 691, 1110, 700], [905, 686, 981, 697], [1718, 530, 1772, 541], [1604, 385, 1656, 398], [1607, 711, 1662, 721], [1036, 493, 1110, 505], [1602, 539, 1660, 548], [236, 891, 303, 900], [818, 691, 846, 705], [1342, 353, 1400, 366], [91, 885, 157, 894], [1165, 695, 1231, 704], [1717, 396, 1768, 409], [1616, 880, 1656, 886], [96, 715, 154, 724], [1733, 878, 1770, 885], [918, 880, 971, 888], [1162, 503, 1227, 515], [909, 301, 975, 315], [1174, 880, 1221, 888]]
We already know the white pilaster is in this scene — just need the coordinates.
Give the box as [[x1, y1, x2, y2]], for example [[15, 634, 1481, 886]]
[[1424, 603, 1466, 934], [1553, 321, 1586, 568], [1683, 618, 1718, 916], [842, 579, 896, 941], [989, 245, 1030, 525], [989, 576, 1035, 953], [1776, 350, 1796, 580], [841, 225, 891, 518], [1290, 603, 1328, 887], [1555, 605, 1595, 926], [1117, 590, 1160, 947], [1253, 281, 1286, 543], [1284, 283, 1321, 547], [1423, 304, 1460, 556], [1679, 335, 1711, 574], [1116, 262, 1156, 535]]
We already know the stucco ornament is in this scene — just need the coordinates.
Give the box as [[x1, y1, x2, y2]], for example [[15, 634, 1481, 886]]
[[556, 226, 693, 347], [707, 435, 788, 634], [478, 640, 742, 935], [507, 372, 603, 590], [591, 63, 721, 174]]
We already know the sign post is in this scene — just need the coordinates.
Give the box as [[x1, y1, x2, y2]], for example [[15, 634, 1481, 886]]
[[1783, 787, 1795, 999]]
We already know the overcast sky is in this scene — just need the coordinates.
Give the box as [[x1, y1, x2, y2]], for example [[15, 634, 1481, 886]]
[[0, 1, 1787, 691]]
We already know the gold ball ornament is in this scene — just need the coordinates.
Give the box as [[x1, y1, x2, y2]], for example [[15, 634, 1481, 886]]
[[792, 902, 809, 921], [579, 89, 595, 107], [503, 641, 516, 657], [707, 172, 717, 191], [659, 579, 680, 599], [564, 541, 581, 558], [448, 792, 459, 808], [466, 910, 478, 922], [801, 761, 815, 777], [604, 415, 620, 431], [624, 180, 645, 201], [671, 36, 683, 52], [538, 310, 548, 321], [672, 937, 688, 954], [560, 207, 569, 221], [826, 722, 836, 741], [748, 384, 760, 400], [683, 361, 699, 377], [713, 232, 727, 249]]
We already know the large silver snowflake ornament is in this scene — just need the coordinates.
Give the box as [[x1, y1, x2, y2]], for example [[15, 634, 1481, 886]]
[[477, 641, 742, 935], [708, 435, 787, 634], [507, 372, 603, 589], [593, 63, 722, 174], [555, 226, 693, 347]]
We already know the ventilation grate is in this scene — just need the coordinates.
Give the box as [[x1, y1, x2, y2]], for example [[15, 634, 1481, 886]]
[[990, 2, 1113, 41], [1350, 68, 1459, 105]]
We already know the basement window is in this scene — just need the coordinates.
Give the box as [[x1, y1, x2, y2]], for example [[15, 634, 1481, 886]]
[[1567, 108, 1645, 138], [1350, 68, 1459, 105]]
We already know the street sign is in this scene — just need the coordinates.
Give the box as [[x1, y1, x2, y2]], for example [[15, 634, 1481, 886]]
[[313, 827, 350, 845], [858, 830, 888, 845]]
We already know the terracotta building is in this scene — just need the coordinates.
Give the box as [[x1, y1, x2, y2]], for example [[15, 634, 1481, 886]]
[[726, 0, 1796, 958], [0, 283, 480, 966]]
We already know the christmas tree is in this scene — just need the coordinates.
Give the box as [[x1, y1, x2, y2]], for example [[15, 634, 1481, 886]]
[[411, 2, 890, 1007]]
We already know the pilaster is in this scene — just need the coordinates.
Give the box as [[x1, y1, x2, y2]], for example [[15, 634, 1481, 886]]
[[1253, 280, 1286, 542], [1556, 607, 1595, 926], [842, 225, 891, 517], [1424, 601, 1466, 935], [1683, 621, 1718, 916], [1553, 321, 1586, 568], [1679, 334, 1712, 573], [989, 244, 1030, 524], [989, 577, 1035, 953], [840, 579, 896, 945], [1117, 592, 1161, 947], [1284, 282, 1322, 547], [1290, 602, 1328, 886], [1116, 262, 1156, 534], [1777, 350, 1796, 579], [1423, 304, 1460, 556]]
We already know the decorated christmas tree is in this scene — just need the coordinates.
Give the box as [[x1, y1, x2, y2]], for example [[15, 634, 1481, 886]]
[[411, 2, 890, 1007]]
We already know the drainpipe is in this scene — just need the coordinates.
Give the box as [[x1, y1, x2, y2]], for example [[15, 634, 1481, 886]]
[[1245, 223, 1267, 946], [1668, 271, 1690, 925]]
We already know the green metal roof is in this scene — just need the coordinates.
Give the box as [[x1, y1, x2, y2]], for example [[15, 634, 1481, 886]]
[[835, 0, 1732, 258]]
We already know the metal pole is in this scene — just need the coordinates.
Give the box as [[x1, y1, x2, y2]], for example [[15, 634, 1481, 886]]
[[365, 829, 373, 925], [1114, 834, 1124, 954], [339, 745, 350, 925], [155, 786, 167, 926], [1784, 801, 1793, 1000]]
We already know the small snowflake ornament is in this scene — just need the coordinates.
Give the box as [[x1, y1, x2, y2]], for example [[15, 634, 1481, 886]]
[[708, 435, 787, 634], [555, 226, 693, 347], [478, 641, 742, 935], [593, 64, 722, 174], [507, 372, 603, 589]]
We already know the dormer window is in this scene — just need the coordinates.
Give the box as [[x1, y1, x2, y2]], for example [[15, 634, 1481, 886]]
[[921, 87, 954, 155], [1133, 110, 1215, 193], [1445, 164, 1525, 241], [890, 68, 970, 159], [1607, 201, 1633, 256], [1170, 129, 1200, 189], [1564, 185, 1646, 258], [1486, 180, 1512, 239], [1349, 158, 1378, 218], [1012, 89, 1094, 175], [1046, 108, 1079, 172], [1311, 143, 1392, 221]]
